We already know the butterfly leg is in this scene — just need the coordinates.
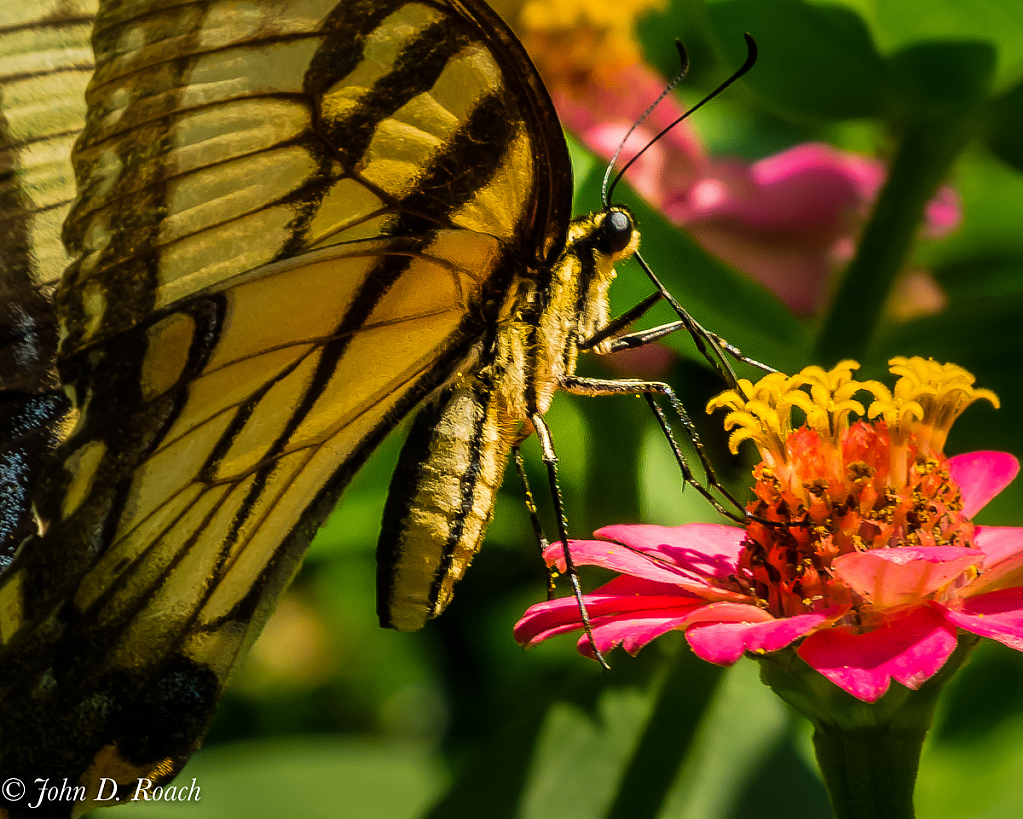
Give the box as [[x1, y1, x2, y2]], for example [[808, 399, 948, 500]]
[[579, 291, 661, 351], [530, 413, 611, 669], [579, 289, 774, 392], [590, 320, 776, 376], [700, 329, 775, 374], [512, 445, 557, 599], [562, 376, 749, 523]]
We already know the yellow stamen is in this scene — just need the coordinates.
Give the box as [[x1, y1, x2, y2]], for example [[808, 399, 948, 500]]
[[708, 362, 866, 459], [707, 358, 998, 499], [860, 357, 998, 467]]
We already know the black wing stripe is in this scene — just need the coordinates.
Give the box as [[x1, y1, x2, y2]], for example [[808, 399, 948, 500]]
[[77, 482, 232, 625], [0, 16, 96, 37], [315, 20, 474, 165]]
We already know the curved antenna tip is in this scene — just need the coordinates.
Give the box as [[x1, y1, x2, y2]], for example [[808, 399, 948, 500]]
[[674, 39, 690, 74], [742, 33, 758, 68], [603, 33, 757, 207]]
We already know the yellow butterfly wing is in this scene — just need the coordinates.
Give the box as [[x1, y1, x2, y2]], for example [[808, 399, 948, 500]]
[[0, 2, 94, 565], [0, 0, 573, 806]]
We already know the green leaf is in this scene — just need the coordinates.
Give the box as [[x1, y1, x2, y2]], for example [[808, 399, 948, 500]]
[[867, 0, 1023, 90], [887, 41, 995, 117], [985, 78, 1023, 173], [519, 690, 653, 819], [707, 0, 890, 121], [659, 659, 795, 819], [426, 659, 666, 819], [919, 644, 1023, 819], [603, 646, 724, 819]]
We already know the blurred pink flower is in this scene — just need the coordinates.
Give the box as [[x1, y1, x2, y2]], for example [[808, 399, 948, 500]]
[[553, 63, 961, 315], [515, 359, 1022, 702]]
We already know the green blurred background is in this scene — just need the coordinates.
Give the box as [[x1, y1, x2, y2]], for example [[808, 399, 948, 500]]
[[96, 0, 1023, 816]]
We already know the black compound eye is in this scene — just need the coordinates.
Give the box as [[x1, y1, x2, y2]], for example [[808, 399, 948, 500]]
[[596, 209, 634, 254]]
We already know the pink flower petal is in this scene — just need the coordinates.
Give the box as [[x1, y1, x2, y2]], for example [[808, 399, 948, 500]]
[[924, 185, 962, 237], [966, 526, 1023, 592], [938, 588, 1023, 651], [517, 616, 594, 648], [976, 526, 1023, 565], [679, 144, 878, 232], [542, 539, 701, 587], [594, 574, 704, 598], [676, 217, 833, 313], [797, 607, 957, 702], [544, 539, 695, 584], [513, 587, 706, 647], [594, 523, 747, 581], [831, 547, 982, 608], [576, 611, 698, 657], [513, 596, 588, 644], [577, 600, 782, 659], [512, 571, 731, 648], [542, 534, 747, 600], [659, 143, 962, 314], [677, 600, 776, 628], [686, 609, 837, 665], [948, 451, 1019, 518]]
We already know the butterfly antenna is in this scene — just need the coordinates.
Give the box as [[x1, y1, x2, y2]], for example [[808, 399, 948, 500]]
[[600, 40, 690, 209], [605, 33, 759, 205]]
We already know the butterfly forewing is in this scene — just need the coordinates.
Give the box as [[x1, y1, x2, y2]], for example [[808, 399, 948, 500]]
[[0, 0, 572, 804]]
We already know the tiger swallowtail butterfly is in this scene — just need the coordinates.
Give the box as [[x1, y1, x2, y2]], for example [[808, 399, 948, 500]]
[[0, 0, 733, 810]]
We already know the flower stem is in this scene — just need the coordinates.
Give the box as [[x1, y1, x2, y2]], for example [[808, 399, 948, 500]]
[[811, 719, 925, 819], [759, 635, 979, 819], [813, 114, 972, 364]]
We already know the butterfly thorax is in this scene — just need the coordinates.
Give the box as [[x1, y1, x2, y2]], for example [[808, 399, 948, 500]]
[[492, 207, 639, 417]]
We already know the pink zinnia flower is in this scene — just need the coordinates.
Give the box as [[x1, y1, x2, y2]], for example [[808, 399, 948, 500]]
[[515, 358, 1022, 702], [663, 143, 960, 315]]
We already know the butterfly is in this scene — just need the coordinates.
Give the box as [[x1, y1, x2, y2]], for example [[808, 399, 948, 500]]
[[0, 0, 743, 810]]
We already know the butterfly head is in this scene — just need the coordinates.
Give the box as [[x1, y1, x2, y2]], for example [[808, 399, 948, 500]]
[[593, 207, 640, 260], [561, 205, 639, 352]]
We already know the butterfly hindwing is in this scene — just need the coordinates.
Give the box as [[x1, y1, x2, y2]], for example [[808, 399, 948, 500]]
[[0, 0, 573, 805], [0, 3, 95, 566]]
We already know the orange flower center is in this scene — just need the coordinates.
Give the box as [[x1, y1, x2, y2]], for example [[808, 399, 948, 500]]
[[707, 357, 998, 620], [734, 421, 974, 618]]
